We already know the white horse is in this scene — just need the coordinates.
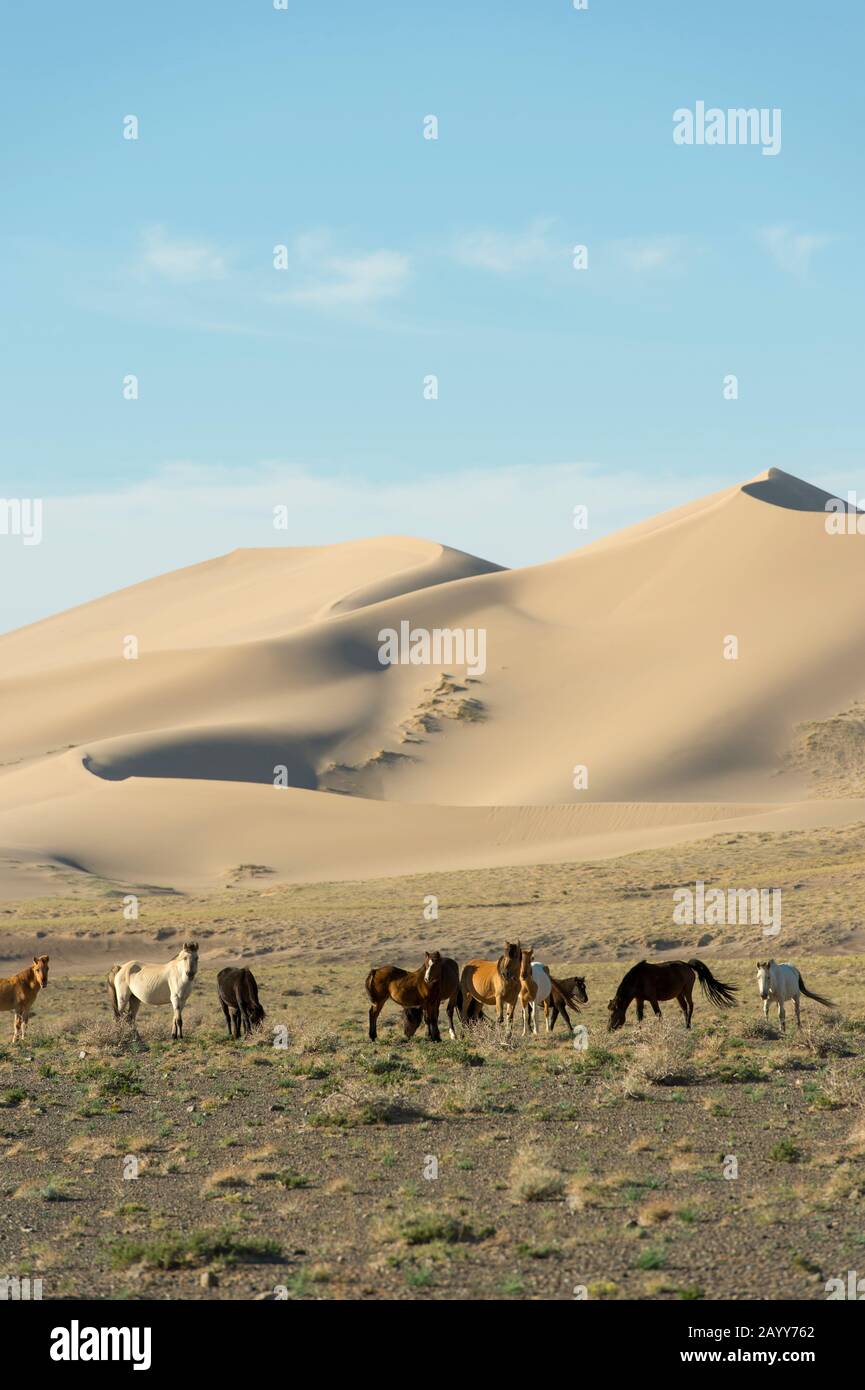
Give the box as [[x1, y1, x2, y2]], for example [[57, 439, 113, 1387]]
[[109, 942, 199, 1039], [756, 959, 835, 1031], [521, 961, 552, 1036]]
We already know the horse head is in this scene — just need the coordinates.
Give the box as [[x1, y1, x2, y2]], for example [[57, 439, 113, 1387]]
[[519, 945, 534, 979], [179, 941, 199, 981], [756, 960, 774, 1000], [32, 955, 49, 990], [423, 950, 443, 985], [573, 975, 588, 1005], [607, 996, 626, 1031], [498, 942, 520, 984]]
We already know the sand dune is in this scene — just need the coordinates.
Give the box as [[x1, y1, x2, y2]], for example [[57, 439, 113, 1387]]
[[1, 468, 864, 892]]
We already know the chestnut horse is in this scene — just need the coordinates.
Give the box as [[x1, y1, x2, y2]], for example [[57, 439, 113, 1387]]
[[544, 974, 589, 1035], [0, 955, 49, 1043], [460, 942, 524, 1034], [366, 951, 448, 1042], [608, 959, 737, 1031]]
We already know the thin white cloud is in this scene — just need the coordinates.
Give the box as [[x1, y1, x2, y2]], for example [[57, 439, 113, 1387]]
[[287, 241, 411, 307], [611, 236, 686, 274], [452, 219, 556, 274], [758, 225, 832, 278], [140, 225, 227, 281]]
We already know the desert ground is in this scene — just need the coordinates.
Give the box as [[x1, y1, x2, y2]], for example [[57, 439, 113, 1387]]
[[1, 823, 865, 1302]]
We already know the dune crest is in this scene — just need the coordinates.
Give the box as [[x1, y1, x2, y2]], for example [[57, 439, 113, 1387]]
[[1, 471, 863, 891]]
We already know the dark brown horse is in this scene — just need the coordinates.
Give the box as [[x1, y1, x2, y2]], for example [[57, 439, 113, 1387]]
[[402, 957, 462, 1040], [366, 951, 448, 1042], [608, 959, 737, 1031], [544, 974, 589, 1035], [217, 966, 265, 1039]]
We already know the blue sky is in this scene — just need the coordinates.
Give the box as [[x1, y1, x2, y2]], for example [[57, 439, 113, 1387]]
[[1, 0, 863, 629]]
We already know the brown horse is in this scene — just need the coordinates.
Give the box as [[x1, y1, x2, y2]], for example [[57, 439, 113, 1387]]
[[0, 955, 49, 1043], [544, 974, 589, 1035], [608, 959, 737, 1031], [366, 951, 447, 1042], [217, 966, 266, 1039], [403, 957, 462, 1040], [460, 942, 523, 1034]]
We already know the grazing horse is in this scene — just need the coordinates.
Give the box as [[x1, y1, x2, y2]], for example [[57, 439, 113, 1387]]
[[109, 942, 199, 1040], [366, 951, 447, 1042], [0, 956, 49, 1043], [402, 957, 462, 1041], [543, 974, 589, 1036], [520, 957, 550, 1036], [217, 966, 266, 1039], [460, 942, 523, 1034], [607, 958, 737, 1031], [756, 959, 835, 1031]]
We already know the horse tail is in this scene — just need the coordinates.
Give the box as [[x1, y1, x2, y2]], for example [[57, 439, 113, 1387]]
[[552, 977, 581, 1011], [107, 965, 121, 1018], [687, 959, 738, 1008], [364, 969, 377, 1002], [797, 973, 835, 1009]]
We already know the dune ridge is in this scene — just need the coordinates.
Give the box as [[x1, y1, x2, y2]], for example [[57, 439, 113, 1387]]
[[1, 468, 864, 892]]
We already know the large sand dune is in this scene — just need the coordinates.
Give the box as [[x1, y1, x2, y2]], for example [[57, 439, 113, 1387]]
[[1, 468, 864, 893]]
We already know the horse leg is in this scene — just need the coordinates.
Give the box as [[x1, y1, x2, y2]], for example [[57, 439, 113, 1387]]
[[12, 1011, 23, 1043], [446, 994, 457, 1041], [221, 1002, 232, 1036], [675, 993, 689, 1029], [650, 997, 662, 1020], [794, 993, 801, 1029], [368, 997, 385, 1041], [425, 1001, 441, 1043], [560, 1002, 574, 1036], [126, 996, 141, 1035], [777, 999, 786, 1032], [170, 993, 183, 1040], [635, 998, 645, 1024], [763, 995, 770, 1021]]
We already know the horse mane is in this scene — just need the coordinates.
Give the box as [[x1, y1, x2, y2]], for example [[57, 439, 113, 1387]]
[[615, 961, 646, 999]]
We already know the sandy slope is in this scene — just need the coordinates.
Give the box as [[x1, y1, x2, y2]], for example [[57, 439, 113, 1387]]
[[1, 468, 864, 892]]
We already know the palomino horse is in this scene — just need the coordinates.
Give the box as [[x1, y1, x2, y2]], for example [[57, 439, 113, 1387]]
[[0, 955, 49, 1043], [109, 942, 199, 1039], [460, 942, 523, 1034], [543, 974, 589, 1036], [756, 959, 835, 1031], [217, 966, 266, 1039], [608, 958, 737, 1031], [366, 951, 448, 1042]]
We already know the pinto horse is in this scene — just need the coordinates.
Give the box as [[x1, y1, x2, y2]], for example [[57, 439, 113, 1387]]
[[0, 955, 49, 1043], [366, 951, 448, 1042], [460, 942, 523, 1034], [608, 958, 737, 1031]]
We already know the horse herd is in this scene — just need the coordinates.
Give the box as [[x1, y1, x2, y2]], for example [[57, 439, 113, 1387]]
[[366, 944, 838, 1043], [0, 942, 838, 1046]]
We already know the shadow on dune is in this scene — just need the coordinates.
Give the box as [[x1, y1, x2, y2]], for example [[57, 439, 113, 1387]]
[[82, 731, 322, 788]]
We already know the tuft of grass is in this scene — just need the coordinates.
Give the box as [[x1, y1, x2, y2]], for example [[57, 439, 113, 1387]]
[[107, 1228, 281, 1271]]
